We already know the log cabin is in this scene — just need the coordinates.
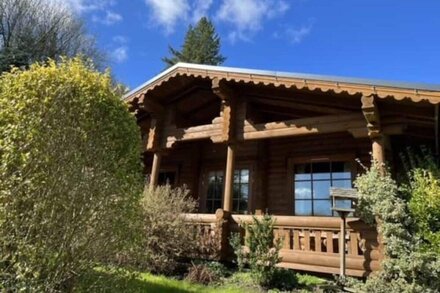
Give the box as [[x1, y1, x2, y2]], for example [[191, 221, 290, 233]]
[[124, 63, 440, 277]]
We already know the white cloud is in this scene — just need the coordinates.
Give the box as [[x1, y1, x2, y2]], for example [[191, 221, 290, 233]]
[[112, 35, 128, 43], [191, 0, 213, 23], [144, 0, 190, 34], [92, 10, 123, 25], [274, 21, 314, 45], [144, 0, 215, 33], [63, 0, 116, 14], [111, 46, 128, 63], [216, 0, 289, 43]]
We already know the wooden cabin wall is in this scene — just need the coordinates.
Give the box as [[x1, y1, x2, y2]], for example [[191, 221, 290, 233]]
[[143, 132, 372, 215]]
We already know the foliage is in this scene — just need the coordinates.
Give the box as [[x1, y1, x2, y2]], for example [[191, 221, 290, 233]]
[[133, 185, 198, 274], [353, 159, 440, 292], [229, 232, 246, 271], [185, 262, 223, 285], [162, 17, 226, 67], [76, 266, 251, 293], [0, 0, 104, 73], [229, 215, 282, 287], [267, 268, 298, 291], [0, 58, 143, 291], [401, 149, 440, 253]]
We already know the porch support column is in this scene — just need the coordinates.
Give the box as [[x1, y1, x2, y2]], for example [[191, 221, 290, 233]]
[[212, 77, 237, 212], [149, 152, 162, 189], [223, 144, 236, 212], [361, 94, 385, 170]]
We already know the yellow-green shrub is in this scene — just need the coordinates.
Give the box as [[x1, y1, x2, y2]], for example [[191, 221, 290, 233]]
[[0, 58, 143, 291]]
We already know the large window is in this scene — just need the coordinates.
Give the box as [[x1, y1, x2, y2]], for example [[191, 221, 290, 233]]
[[206, 171, 224, 213], [294, 161, 352, 216], [205, 168, 250, 214]]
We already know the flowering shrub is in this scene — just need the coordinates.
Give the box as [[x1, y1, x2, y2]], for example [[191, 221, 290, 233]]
[[0, 58, 143, 291]]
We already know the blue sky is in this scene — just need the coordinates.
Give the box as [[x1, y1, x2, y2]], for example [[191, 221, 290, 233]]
[[66, 0, 440, 90]]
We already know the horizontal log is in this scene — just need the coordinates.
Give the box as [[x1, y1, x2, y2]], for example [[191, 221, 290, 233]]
[[277, 262, 370, 277], [279, 250, 380, 272], [230, 215, 374, 230], [182, 213, 217, 223], [241, 113, 366, 140]]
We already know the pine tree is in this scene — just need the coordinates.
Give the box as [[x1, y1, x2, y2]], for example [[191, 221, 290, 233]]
[[163, 17, 226, 67]]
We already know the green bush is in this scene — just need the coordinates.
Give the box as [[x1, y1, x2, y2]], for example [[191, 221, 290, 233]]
[[185, 262, 227, 285], [230, 215, 282, 287], [0, 58, 143, 291], [354, 159, 440, 292], [134, 185, 198, 274], [268, 268, 298, 291]]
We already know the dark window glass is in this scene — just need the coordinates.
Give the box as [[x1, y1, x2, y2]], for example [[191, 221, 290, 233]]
[[206, 171, 224, 213], [158, 171, 176, 186], [294, 161, 353, 216], [233, 169, 250, 214]]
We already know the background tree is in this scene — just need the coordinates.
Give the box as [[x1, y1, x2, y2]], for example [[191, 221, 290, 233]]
[[163, 17, 226, 67], [0, 0, 104, 73], [0, 58, 142, 291]]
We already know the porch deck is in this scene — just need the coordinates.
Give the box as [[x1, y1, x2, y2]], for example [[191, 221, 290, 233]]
[[184, 210, 381, 277]]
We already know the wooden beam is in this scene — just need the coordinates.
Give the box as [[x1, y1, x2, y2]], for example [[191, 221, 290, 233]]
[[240, 113, 365, 140], [139, 93, 165, 115]]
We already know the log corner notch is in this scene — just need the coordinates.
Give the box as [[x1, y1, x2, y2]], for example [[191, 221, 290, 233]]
[[361, 94, 385, 165], [211, 77, 236, 143]]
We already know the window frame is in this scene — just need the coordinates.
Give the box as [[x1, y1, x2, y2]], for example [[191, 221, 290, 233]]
[[200, 163, 254, 214], [288, 154, 356, 217]]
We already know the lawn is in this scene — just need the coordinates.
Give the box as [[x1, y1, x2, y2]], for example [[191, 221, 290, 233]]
[[75, 267, 327, 292]]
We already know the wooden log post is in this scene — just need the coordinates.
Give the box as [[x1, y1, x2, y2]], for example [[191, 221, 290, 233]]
[[223, 144, 235, 211], [361, 94, 385, 169], [149, 152, 162, 189], [212, 77, 237, 212]]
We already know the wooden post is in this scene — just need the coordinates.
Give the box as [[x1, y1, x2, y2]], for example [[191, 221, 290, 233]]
[[223, 144, 236, 212], [372, 136, 385, 165], [149, 152, 162, 189], [340, 214, 346, 277]]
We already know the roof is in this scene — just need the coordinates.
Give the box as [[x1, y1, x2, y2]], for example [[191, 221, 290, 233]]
[[124, 62, 440, 104]]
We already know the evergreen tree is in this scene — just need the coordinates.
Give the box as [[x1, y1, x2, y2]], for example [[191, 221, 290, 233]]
[[163, 17, 226, 67]]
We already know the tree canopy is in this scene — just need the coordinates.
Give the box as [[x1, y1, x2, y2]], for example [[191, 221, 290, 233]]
[[163, 17, 226, 67], [0, 0, 104, 73]]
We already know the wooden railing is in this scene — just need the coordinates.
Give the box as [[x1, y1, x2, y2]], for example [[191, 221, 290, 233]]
[[183, 211, 381, 277]]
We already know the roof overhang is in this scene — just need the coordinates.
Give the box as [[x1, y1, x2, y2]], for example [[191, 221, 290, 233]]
[[124, 63, 440, 104]]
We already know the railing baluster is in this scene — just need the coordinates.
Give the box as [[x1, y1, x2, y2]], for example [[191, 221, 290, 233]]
[[315, 231, 322, 252], [304, 230, 310, 251], [294, 230, 300, 250], [326, 231, 334, 253], [350, 232, 359, 255], [283, 228, 291, 249]]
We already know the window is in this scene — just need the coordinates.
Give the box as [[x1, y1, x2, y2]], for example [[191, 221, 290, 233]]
[[206, 171, 224, 213], [294, 161, 352, 216], [158, 171, 176, 186], [205, 168, 250, 214], [233, 169, 250, 213]]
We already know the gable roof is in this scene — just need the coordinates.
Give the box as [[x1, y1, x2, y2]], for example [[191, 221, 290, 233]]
[[124, 63, 440, 104]]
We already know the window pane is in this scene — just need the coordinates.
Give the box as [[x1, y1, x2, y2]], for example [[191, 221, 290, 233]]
[[295, 164, 311, 180], [239, 200, 248, 212], [332, 162, 352, 179], [295, 200, 312, 215], [312, 162, 331, 180], [314, 200, 333, 216], [233, 199, 239, 212], [313, 180, 331, 199], [240, 169, 249, 183], [234, 170, 240, 183], [295, 181, 312, 199], [240, 184, 249, 199], [332, 179, 352, 188], [213, 200, 222, 212]]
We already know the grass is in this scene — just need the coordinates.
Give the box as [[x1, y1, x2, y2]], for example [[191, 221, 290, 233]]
[[75, 266, 327, 292]]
